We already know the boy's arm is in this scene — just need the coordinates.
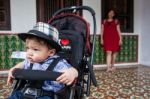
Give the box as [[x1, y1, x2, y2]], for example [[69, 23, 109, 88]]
[[12, 61, 24, 68], [8, 61, 78, 85], [56, 67, 78, 85], [7, 62, 24, 85]]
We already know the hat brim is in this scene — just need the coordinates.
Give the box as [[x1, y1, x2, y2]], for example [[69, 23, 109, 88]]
[[18, 30, 61, 52]]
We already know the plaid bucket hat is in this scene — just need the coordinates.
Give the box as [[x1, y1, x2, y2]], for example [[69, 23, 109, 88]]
[[18, 22, 61, 52]]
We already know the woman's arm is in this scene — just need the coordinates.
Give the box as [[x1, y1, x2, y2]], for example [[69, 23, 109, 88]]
[[100, 24, 104, 45], [117, 24, 122, 45]]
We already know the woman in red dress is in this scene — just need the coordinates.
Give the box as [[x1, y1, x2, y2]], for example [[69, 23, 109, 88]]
[[101, 10, 122, 72]]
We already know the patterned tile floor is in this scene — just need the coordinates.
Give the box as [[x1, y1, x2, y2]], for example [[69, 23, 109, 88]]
[[0, 65, 150, 99], [89, 65, 150, 99]]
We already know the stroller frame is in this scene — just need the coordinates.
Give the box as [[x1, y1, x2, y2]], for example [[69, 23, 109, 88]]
[[11, 6, 97, 99]]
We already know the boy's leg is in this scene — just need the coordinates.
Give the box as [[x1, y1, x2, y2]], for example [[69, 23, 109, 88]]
[[8, 91, 23, 99]]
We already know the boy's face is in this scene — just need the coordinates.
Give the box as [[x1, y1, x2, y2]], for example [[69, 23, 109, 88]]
[[25, 38, 55, 63]]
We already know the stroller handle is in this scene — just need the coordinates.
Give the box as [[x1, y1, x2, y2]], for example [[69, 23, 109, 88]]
[[52, 6, 95, 17]]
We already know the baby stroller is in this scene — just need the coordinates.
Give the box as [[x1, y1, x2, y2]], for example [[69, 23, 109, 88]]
[[11, 6, 97, 99]]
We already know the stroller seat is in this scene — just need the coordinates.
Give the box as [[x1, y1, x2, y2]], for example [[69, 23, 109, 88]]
[[11, 6, 97, 99]]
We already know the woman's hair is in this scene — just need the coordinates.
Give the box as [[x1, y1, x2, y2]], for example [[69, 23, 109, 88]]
[[106, 9, 118, 19], [26, 35, 54, 50]]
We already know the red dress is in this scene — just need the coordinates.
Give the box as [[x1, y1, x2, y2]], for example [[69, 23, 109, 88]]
[[102, 19, 120, 52]]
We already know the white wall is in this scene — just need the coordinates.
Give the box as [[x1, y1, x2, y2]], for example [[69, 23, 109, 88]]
[[140, 0, 150, 66], [83, 0, 101, 34], [134, 0, 142, 35], [134, 0, 143, 64], [0, 0, 36, 33]]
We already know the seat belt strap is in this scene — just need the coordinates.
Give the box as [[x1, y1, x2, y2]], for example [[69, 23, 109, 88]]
[[46, 57, 63, 71]]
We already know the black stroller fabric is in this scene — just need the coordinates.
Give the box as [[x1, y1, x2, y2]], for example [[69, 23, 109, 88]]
[[59, 30, 84, 67], [49, 14, 92, 56]]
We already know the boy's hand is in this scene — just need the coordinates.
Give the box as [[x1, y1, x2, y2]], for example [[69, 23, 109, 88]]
[[56, 68, 78, 85], [7, 68, 15, 85]]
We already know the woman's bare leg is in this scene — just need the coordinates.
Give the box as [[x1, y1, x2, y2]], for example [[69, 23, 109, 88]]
[[106, 51, 112, 72], [111, 52, 118, 71]]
